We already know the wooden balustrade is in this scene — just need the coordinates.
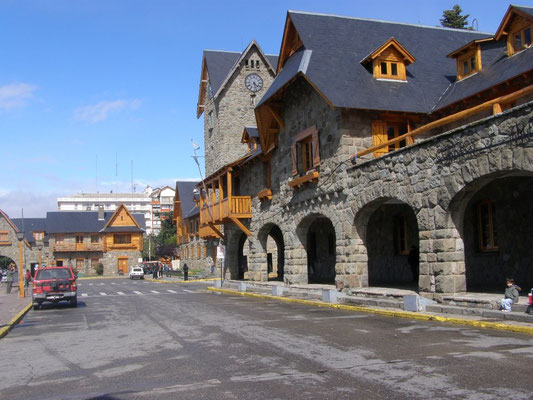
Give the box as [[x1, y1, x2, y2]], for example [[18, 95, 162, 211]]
[[53, 243, 103, 252]]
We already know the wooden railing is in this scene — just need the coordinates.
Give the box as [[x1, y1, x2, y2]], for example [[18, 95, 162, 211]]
[[352, 85, 533, 160], [53, 243, 103, 252], [200, 196, 252, 225]]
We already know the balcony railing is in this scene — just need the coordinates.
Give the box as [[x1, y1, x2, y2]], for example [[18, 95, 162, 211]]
[[53, 243, 103, 252], [200, 196, 252, 225]]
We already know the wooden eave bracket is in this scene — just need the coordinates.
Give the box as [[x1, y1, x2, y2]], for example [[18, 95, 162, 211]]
[[207, 223, 225, 240], [267, 104, 285, 130], [230, 217, 251, 237], [257, 188, 273, 200], [288, 170, 320, 189]]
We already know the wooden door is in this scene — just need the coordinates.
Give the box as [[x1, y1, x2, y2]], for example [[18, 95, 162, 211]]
[[76, 259, 84, 271], [118, 258, 128, 274]]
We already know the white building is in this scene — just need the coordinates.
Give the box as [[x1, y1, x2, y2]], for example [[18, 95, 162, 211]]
[[57, 185, 176, 235]]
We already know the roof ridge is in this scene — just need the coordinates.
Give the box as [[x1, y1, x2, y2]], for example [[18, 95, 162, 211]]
[[287, 10, 493, 35]]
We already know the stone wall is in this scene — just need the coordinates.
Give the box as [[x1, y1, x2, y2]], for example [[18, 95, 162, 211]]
[[0, 216, 40, 270], [204, 46, 276, 176], [223, 79, 533, 295], [102, 250, 142, 276]]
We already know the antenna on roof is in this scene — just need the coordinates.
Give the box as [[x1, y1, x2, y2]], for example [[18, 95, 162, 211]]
[[471, 18, 478, 31], [131, 160, 133, 193], [96, 155, 99, 193]]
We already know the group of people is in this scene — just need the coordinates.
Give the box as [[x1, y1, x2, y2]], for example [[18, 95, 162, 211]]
[[0, 264, 33, 294]]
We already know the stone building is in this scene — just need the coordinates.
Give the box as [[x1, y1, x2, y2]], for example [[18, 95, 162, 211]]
[[195, 5, 533, 296], [1, 205, 145, 276]]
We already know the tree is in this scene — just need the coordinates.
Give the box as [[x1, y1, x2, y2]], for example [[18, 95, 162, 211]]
[[440, 5, 472, 30], [154, 212, 178, 259]]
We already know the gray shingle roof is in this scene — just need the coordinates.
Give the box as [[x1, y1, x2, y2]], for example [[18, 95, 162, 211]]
[[515, 5, 533, 16], [260, 11, 493, 113], [176, 181, 200, 219], [44, 211, 145, 234], [11, 218, 47, 243]]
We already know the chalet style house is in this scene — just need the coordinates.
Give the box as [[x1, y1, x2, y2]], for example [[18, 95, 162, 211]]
[[178, 5, 533, 295], [0, 204, 145, 276]]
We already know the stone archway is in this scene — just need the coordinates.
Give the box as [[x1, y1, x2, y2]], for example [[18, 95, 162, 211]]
[[237, 232, 249, 280], [297, 214, 336, 284], [258, 224, 285, 282], [355, 198, 419, 288], [449, 172, 533, 292]]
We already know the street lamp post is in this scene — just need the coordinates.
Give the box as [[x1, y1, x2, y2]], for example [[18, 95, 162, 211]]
[[37, 242, 43, 270], [43, 236, 49, 266], [16, 231, 25, 298]]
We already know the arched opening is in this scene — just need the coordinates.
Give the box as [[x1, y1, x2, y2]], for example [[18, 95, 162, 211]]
[[297, 215, 336, 284], [358, 199, 419, 288], [0, 256, 18, 270], [456, 174, 533, 292], [237, 233, 249, 280], [258, 224, 285, 282]]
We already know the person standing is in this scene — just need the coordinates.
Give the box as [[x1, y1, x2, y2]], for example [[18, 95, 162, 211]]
[[6, 264, 15, 294], [183, 263, 189, 281], [25, 269, 32, 288]]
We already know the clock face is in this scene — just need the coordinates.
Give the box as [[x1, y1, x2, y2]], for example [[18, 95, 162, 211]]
[[245, 73, 263, 92]]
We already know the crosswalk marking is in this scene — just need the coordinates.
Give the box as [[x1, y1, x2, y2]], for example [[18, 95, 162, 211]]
[[81, 293, 88, 297], [150, 290, 159, 294], [100, 292, 107, 296], [167, 290, 177, 293], [183, 289, 195, 293], [111, 283, 116, 285], [134, 291, 143, 295], [117, 292, 125, 295]]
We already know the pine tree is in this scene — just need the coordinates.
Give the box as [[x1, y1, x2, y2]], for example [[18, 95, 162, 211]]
[[440, 5, 472, 29]]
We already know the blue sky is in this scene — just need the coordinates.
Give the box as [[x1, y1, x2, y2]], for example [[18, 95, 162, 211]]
[[0, 0, 529, 217]]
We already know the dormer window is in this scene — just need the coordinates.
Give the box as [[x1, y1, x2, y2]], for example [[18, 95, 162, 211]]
[[447, 40, 485, 80], [361, 38, 415, 82], [494, 5, 533, 57]]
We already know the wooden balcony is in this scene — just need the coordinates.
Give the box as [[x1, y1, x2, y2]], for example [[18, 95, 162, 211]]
[[199, 224, 223, 239], [200, 196, 252, 225], [53, 243, 103, 252]]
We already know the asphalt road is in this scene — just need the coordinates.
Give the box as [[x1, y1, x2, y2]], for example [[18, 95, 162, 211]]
[[0, 278, 532, 400]]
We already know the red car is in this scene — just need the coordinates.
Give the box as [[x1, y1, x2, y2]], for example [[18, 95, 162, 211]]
[[32, 266, 78, 310]]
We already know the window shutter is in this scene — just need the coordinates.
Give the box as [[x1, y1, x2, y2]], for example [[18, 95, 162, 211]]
[[291, 144, 298, 176], [371, 120, 388, 158], [311, 131, 320, 167]]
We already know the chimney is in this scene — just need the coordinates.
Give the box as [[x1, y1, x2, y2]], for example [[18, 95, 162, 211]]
[[98, 206, 105, 220]]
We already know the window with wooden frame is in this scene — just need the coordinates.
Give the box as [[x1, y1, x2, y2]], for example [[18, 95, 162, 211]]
[[511, 26, 532, 54], [55, 234, 64, 243], [75, 234, 84, 244], [394, 215, 409, 255], [90, 234, 99, 243], [33, 231, 44, 241], [363, 38, 414, 81], [113, 234, 131, 244], [371, 120, 413, 157], [456, 48, 481, 79], [477, 200, 498, 251], [0, 231, 9, 243], [291, 125, 320, 176]]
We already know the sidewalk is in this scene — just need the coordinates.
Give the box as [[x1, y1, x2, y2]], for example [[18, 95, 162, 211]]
[[0, 284, 32, 338]]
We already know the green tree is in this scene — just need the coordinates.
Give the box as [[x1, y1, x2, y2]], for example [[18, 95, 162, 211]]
[[154, 212, 178, 259], [440, 5, 472, 30]]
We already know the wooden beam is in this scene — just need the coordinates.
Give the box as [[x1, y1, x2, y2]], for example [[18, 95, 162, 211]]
[[267, 104, 285, 130], [208, 223, 225, 240], [230, 217, 251, 237], [353, 84, 533, 159]]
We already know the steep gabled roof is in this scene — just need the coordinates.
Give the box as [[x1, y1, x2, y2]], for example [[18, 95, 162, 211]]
[[11, 218, 47, 243], [197, 41, 279, 117], [103, 203, 142, 230], [495, 4, 533, 40], [360, 37, 415, 65], [258, 10, 490, 114], [175, 181, 200, 219]]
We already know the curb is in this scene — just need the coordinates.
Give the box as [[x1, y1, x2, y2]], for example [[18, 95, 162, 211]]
[[207, 287, 533, 336], [77, 276, 126, 280], [149, 278, 214, 284], [0, 302, 32, 340]]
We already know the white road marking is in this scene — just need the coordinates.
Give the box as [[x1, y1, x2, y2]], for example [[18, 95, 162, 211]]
[[150, 290, 159, 294], [183, 289, 195, 293], [111, 283, 116, 285], [99, 283, 104, 286], [117, 292, 125, 295], [100, 292, 107, 296], [134, 291, 143, 295], [81, 293, 88, 297], [89, 283, 93, 286], [167, 290, 177, 293]]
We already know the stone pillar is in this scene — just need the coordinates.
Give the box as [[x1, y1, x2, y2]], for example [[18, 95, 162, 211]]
[[419, 205, 465, 294]]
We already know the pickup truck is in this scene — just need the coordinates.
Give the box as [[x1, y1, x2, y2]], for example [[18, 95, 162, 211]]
[[32, 266, 78, 310]]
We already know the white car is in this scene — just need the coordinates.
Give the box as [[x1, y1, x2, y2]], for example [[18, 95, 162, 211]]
[[129, 267, 144, 280]]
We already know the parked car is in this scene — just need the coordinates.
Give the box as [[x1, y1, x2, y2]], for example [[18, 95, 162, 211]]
[[32, 266, 77, 310], [129, 266, 144, 280]]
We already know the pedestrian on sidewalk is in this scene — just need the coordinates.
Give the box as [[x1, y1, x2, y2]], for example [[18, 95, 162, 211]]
[[25, 269, 32, 288], [6, 263, 15, 294], [183, 263, 189, 281], [500, 277, 521, 312]]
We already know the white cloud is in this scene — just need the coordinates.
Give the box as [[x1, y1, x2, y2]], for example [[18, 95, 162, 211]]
[[74, 99, 141, 123], [0, 190, 59, 218], [0, 83, 37, 110]]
